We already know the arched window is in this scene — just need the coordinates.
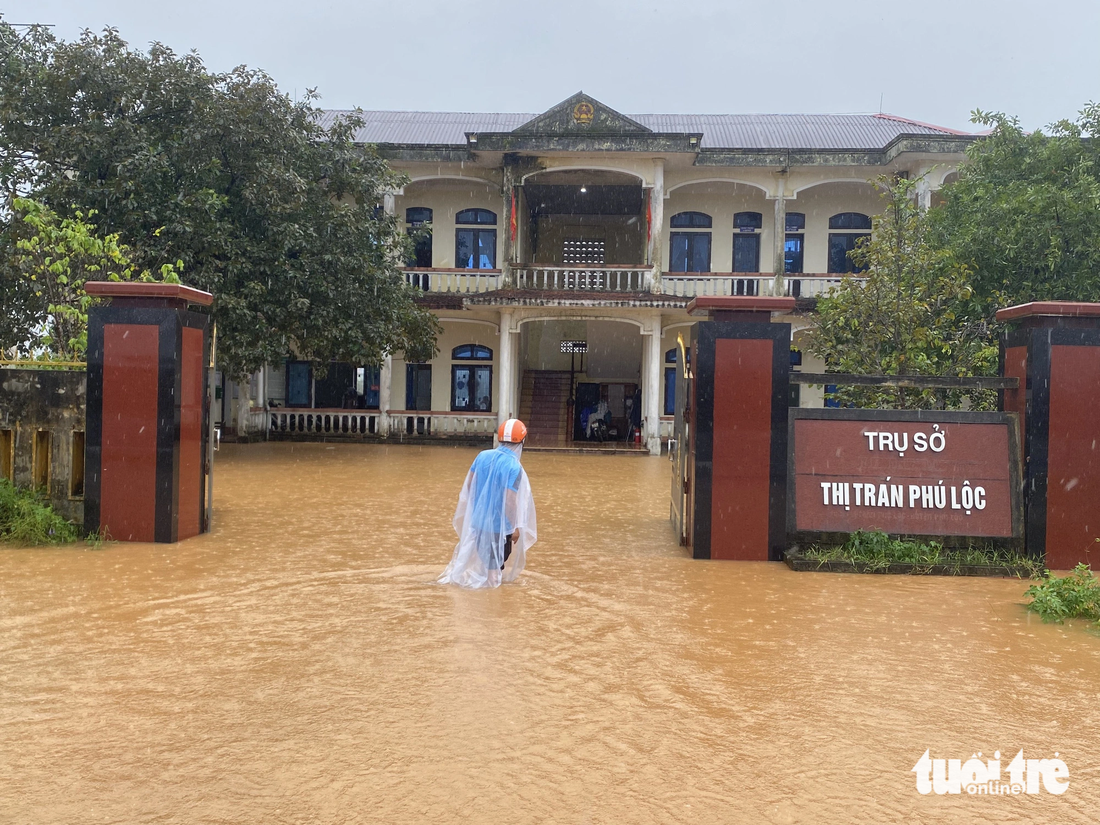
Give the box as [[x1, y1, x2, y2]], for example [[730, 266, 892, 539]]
[[664, 347, 691, 364], [452, 344, 493, 360], [455, 209, 497, 269], [828, 212, 872, 230], [734, 211, 763, 230], [669, 212, 712, 272], [456, 208, 497, 225], [406, 207, 433, 226], [405, 207, 433, 268], [670, 211, 713, 228], [828, 212, 872, 273]]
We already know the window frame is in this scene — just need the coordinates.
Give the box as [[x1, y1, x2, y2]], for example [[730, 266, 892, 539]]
[[455, 208, 497, 225], [785, 212, 806, 232], [669, 231, 712, 273], [670, 211, 713, 229], [828, 212, 872, 230], [455, 227, 497, 269], [285, 360, 313, 408], [827, 232, 870, 274], [451, 364, 493, 412], [406, 207, 433, 268], [784, 233, 804, 274], [734, 211, 763, 231], [452, 344, 493, 361], [732, 232, 761, 273], [405, 363, 433, 411]]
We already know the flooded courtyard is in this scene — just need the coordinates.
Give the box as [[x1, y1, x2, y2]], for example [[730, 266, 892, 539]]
[[1, 442, 1098, 823]]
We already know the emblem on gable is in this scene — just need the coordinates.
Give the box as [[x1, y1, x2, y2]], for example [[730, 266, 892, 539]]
[[572, 102, 595, 126]]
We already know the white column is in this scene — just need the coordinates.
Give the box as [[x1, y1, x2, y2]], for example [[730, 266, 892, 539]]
[[498, 309, 515, 431], [643, 315, 663, 455], [379, 354, 392, 435], [236, 371, 256, 436], [771, 171, 788, 296], [914, 175, 933, 211], [647, 160, 665, 294], [258, 366, 268, 439], [501, 166, 516, 287]]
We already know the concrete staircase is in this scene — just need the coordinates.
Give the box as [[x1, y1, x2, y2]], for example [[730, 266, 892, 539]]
[[519, 370, 572, 445]]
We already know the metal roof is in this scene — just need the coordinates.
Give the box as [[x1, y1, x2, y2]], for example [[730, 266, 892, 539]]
[[317, 110, 970, 151]]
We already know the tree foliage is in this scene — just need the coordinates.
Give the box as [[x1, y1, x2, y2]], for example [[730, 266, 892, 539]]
[[1, 198, 180, 360], [0, 20, 438, 376], [810, 176, 998, 409], [933, 105, 1100, 306]]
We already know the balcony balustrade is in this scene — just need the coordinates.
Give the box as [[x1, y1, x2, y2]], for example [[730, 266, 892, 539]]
[[403, 268, 502, 293], [660, 273, 859, 299], [265, 408, 496, 440], [387, 410, 497, 439], [269, 409, 383, 437], [512, 264, 653, 293], [401, 266, 860, 299]]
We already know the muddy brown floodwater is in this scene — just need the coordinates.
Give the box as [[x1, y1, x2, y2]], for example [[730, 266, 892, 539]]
[[1, 443, 1098, 824]]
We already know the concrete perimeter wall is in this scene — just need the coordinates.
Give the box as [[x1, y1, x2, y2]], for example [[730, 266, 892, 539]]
[[0, 369, 86, 524]]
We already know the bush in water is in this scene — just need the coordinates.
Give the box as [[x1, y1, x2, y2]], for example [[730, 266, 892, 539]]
[[1025, 561, 1100, 625], [0, 478, 81, 545]]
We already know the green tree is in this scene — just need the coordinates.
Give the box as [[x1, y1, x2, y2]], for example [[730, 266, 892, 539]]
[[934, 105, 1100, 306], [810, 176, 998, 409], [1, 198, 180, 360], [0, 20, 438, 378]]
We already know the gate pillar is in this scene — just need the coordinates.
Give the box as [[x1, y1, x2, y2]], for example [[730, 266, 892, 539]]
[[683, 296, 793, 561], [84, 282, 214, 542], [999, 302, 1100, 569]]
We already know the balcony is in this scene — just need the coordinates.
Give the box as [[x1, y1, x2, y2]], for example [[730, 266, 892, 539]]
[[403, 268, 502, 293], [512, 264, 653, 293], [401, 267, 862, 300], [660, 273, 859, 299]]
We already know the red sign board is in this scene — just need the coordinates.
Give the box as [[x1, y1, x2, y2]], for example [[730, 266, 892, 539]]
[[790, 411, 1020, 538]]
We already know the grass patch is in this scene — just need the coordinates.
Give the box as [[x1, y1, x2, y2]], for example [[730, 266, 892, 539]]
[[0, 478, 82, 545], [804, 530, 1042, 577], [1025, 564, 1100, 625]]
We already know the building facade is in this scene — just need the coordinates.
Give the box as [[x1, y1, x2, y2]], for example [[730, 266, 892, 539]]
[[230, 93, 973, 454]]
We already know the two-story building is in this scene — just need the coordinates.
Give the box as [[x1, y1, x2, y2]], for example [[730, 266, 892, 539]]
[[232, 93, 973, 453]]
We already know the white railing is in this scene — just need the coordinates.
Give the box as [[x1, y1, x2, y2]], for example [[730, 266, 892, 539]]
[[269, 409, 382, 436], [659, 416, 675, 442], [402, 268, 502, 294], [513, 265, 653, 293], [661, 273, 858, 299], [245, 408, 268, 436], [387, 410, 497, 438]]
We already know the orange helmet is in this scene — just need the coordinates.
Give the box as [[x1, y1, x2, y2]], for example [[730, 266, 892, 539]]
[[498, 418, 528, 443]]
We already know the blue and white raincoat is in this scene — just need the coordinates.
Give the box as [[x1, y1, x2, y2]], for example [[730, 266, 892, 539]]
[[438, 441, 537, 589]]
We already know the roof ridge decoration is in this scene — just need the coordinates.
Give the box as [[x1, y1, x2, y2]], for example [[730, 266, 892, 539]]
[[512, 92, 653, 136]]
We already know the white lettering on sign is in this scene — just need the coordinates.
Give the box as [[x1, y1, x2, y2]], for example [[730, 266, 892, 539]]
[[863, 424, 946, 457], [820, 478, 986, 515]]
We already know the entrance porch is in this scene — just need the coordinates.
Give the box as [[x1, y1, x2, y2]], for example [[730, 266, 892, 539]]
[[515, 317, 658, 452]]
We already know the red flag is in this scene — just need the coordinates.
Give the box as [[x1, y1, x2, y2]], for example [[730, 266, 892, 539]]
[[510, 188, 517, 243], [646, 194, 652, 243]]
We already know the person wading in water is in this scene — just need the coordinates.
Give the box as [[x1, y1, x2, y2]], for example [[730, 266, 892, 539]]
[[438, 419, 537, 589]]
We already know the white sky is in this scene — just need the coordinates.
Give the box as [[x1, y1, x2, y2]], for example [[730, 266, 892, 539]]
[[4, 0, 1098, 133]]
